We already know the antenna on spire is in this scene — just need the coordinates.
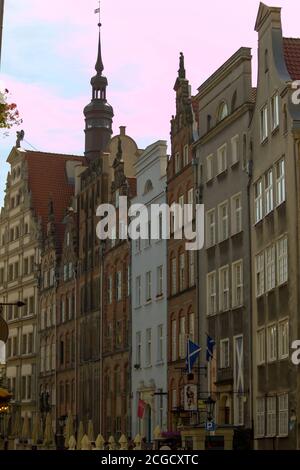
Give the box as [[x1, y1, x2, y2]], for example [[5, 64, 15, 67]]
[[94, 1, 101, 26]]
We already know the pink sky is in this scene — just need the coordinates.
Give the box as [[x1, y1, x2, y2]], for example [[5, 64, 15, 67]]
[[0, 0, 299, 204]]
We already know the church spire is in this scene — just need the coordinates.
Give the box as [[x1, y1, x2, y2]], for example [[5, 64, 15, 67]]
[[83, 7, 114, 162], [178, 52, 186, 79]]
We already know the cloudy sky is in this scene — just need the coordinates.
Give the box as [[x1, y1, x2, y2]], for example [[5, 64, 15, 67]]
[[0, 0, 299, 206]]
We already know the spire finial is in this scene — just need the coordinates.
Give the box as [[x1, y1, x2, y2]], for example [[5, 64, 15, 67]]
[[94, 2, 104, 74], [178, 52, 186, 79]]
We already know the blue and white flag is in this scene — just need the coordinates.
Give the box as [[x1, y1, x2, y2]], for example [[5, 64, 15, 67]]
[[206, 335, 215, 362], [186, 339, 201, 374]]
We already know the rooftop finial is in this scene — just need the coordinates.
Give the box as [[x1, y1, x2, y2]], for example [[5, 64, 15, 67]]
[[94, 2, 104, 74], [178, 52, 186, 79]]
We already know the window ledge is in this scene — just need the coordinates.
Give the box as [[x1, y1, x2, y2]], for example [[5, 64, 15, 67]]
[[260, 137, 269, 146], [231, 160, 239, 168], [156, 294, 164, 301], [217, 169, 228, 178], [271, 125, 279, 136]]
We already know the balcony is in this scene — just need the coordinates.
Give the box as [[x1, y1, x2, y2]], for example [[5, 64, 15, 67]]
[[216, 367, 233, 385]]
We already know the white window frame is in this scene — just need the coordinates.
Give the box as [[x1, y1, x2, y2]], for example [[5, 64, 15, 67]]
[[278, 393, 289, 437], [157, 265, 163, 297], [116, 271, 122, 301], [257, 328, 266, 365], [206, 154, 213, 182], [266, 396, 276, 437], [254, 179, 263, 224], [157, 324, 164, 363], [276, 158, 285, 206], [265, 245, 275, 292], [256, 397, 265, 438], [265, 169, 274, 215], [271, 93, 279, 131], [179, 253, 185, 292], [220, 338, 230, 369], [219, 265, 230, 312], [207, 271, 216, 316], [231, 193, 242, 235], [179, 317, 186, 359], [171, 258, 177, 296], [277, 236, 288, 285], [206, 209, 216, 248], [136, 276, 141, 307], [231, 134, 239, 165], [217, 143, 227, 175], [267, 324, 277, 363], [171, 319, 177, 361], [255, 252, 264, 297], [146, 328, 152, 366], [145, 271, 152, 302], [278, 319, 289, 360], [232, 260, 243, 308], [260, 104, 268, 142], [183, 144, 189, 167], [189, 251, 195, 287], [218, 201, 229, 242]]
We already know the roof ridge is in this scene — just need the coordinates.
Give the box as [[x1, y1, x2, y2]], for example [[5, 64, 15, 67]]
[[24, 149, 85, 159]]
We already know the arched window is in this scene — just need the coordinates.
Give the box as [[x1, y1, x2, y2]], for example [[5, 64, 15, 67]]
[[231, 90, 237, 112], [217, 101, 229, 122], [144, 179, 153, 194]]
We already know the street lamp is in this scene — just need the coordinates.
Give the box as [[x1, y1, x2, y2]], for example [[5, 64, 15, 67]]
[[0, 301, 26, 343], [204, 396, 216, 422]]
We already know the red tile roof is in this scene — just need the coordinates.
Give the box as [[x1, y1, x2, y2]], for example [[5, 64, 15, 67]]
[[283, 37, 300, 80], [25, 150, 85, 249]]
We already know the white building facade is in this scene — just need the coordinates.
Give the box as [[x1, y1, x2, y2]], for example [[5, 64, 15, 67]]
[[131, 140, 168, 441]]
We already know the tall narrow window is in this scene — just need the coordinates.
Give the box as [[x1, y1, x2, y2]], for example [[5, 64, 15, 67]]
[[179, 253, 185, 292], [157, 325, 164, 363], [146, 328, 152, 366], [108, 276, 112, 304], [217, 144, 227, 174], [206, 209, 216, 247], [145, 271, 152, 301], [231, 135, 239, 165], [265, 169, 273, 215], [260, 104, 268, 142], [231, 194, 242, 235], [207, 271, 216, 315], [267, 324, 277, 363], [218, 201, 229, 242], [277, 237, 288, 285], [171, 320, 177, 361], [116, 271, 122, 301], [266, 396, 276, 437], [219, 266, 230, 312], [189, 251, 195, 287], [255, 253, 264, 297], [136, 276, 141, 307], [175, 153, 181, 173], [271, 93, 279, 130], [278, 320, 289, 360], [278, 394, 288, 437], [257, 329, 265, 365], [276, 159, 285, 206], [171, 258, 177, 296], [256, 398, 265, 438], [183, 144, 189, 166], [254, 179, 263, 223], [136, 331, 141, 366], [220, 339, 230, 368], [206, 154, 213, 181], [232, 260, 243, 308], [265, 245, 275, 291], [157, 265, 163, 297], [179, 317, 186, 359]]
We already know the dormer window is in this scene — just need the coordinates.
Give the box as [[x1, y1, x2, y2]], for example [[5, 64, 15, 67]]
[[217, 101, 229, 122]]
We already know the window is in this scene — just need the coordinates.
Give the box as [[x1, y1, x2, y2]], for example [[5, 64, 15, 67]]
[[219, 266, 229, 312], [218, 201, 229, 242], [187, 188, 194, 222], [231, 135, 239, 165], [189, 251, 195, 287], [157, 325, 163, 362], [265, 245, 275, 291], [277, 237, 288, 285], [256, 398, 265, 438], [232, 260, 243, 308], [260, 104, 268, 142], [206, 209, 216, 247], [172, 388, 177, 410], [278, 394, 288, 437], [179, 253, 185, 292], [145, 271, 152, 301], [157, 266, 163, 297], [206, 154, 213, 181], [220, 339, 229, 368], [217, 144, 227, 174], [136, 276, 141, 307], [183, 144, 189, 166], [146, 328, 152, 366], [127, 266, 131, 297], [179, 317, 186, 359], [265, 169, 273, 215], [136, 332, 141, 366], [231, 194, 242, 235], [278, 320, 289, 360], [207, 271, 216, 315], [218, 102, 228, 121], [267, 324, 277, 363], [116, 321, 122, 348], [276, 159, 285, 205], [254, 179, 263, 223], [271, 93, 279, 130], [266, 396, 276, 437], [171, 258, 177, 296], [116, 271, 122, 301], [175, 152, 181, 173], [257, 329, 265, 365], [108, 276, 112, 304], [188, 312, 195, 342], [255, 253, 264, 297], [171, 320, 177, 361], [0, 267, 4, 285]]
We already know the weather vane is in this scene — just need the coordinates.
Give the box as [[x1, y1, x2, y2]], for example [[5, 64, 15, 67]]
[[94, 1, 101, 26]]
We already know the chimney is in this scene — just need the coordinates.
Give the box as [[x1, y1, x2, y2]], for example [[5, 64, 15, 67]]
[[120, 126, 126, 136]]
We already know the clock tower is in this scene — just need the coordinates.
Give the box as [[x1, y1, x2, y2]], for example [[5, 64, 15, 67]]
[[84, 20, 114, 162]]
